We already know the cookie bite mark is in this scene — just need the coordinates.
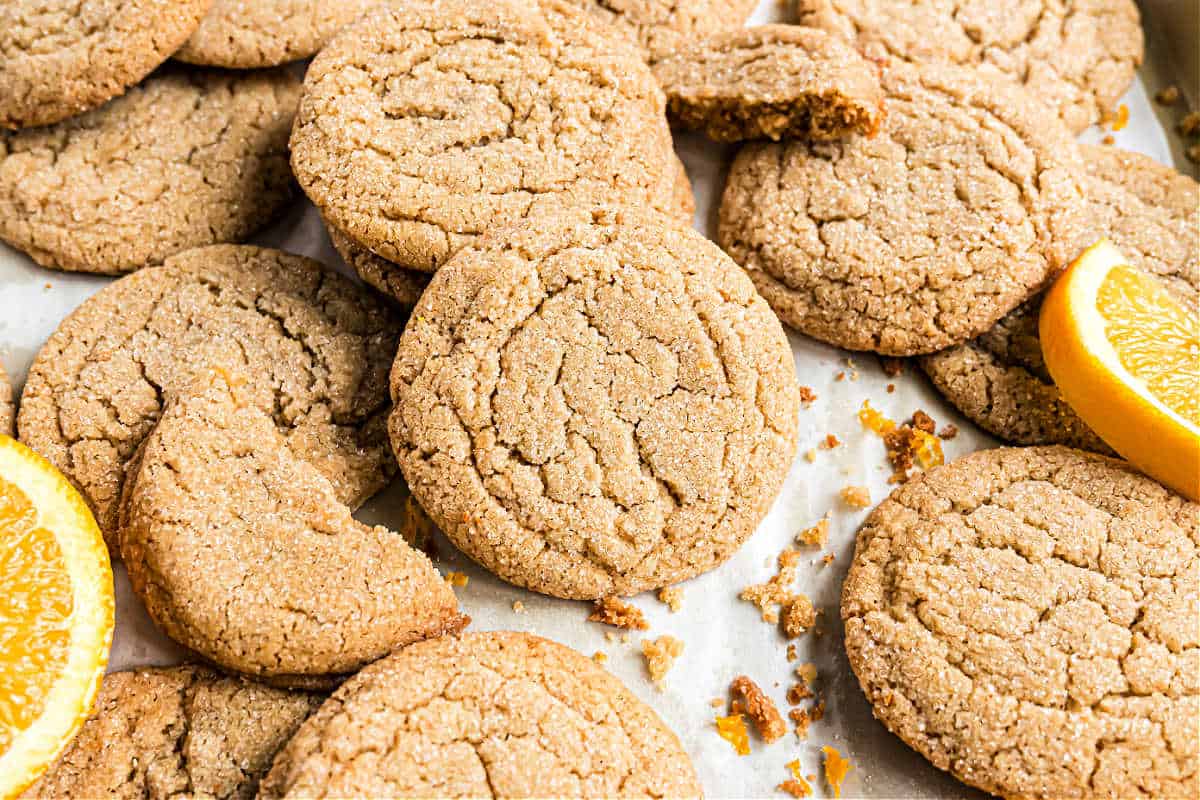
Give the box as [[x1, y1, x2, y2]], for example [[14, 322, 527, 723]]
[[23, 665, 322, 800], [120, 376, 466, 682], [842, 446, 1200, 799], [719, 62, 1089, 356], [652, 25, 883, 142], [258, 631, 703, 799], [389, 205, 800, 599]]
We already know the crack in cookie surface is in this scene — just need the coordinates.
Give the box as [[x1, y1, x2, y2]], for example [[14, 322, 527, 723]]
[[290, 0, 678, 272], [259, 632, 702, 799], [390, 207, 799, 598], [843, 446, 1199, 799], [797, 0, 1144, 133], [718, 62, 1089, 356], [18, 245, 400, 550], [0, 67, 299, 273]]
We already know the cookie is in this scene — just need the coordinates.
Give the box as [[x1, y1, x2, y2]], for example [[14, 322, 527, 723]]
[[18, 244, 400, 550], [121, 376, 467, 682], [291, 0, 680, 272], [0, 360, 12, 437], [327, 220, 431, 309], [798, 0, 1144, 134], [565, 0, 758, 62], [651, 24, 884, 142], [390, 205, 799, 599], [843, 445, 1199, 799], [175, 0, 373, 68], [0, 0, 212, 130], [718, 62, 1088, 356], [921, 146, 1198, 450], [0, 67, 299, 274], [22, 665, 322, 800], [259, 631, 703, 799], [669, 153, 696, 224]]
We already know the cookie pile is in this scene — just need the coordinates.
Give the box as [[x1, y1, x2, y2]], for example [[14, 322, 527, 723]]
[[3, 0, 1198, 798]]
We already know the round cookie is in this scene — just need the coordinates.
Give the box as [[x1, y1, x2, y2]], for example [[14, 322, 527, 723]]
[[718, 62, 1088, 356], [921, 146, 1199, 451], [291, 0, 680, 273], [390, 205, 800, 599], [259, 631, 704, 799], [843, 446, 1199, 799], [564, 0, 758, 62], [0, 0, 212, 130], [175, 0, 374, 68], [18, 244, 401, 550], [121, 376, 466, 682], [797, 0, 1144, 134], [0, 360, 12, 437], [327, 220, 431, 309], [22, 665, 322, 800], [0, 67, 300, 274]]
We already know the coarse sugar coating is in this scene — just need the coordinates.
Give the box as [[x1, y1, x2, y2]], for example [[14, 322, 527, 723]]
[[564, 0, 758, 62], [843, 445, 1199, 799], [390, 205, 799, 599], [719, 62, 1088, 356], [18, 245, 400, 551], [290, 0, 680, 272], [258, 631, 703, 799]]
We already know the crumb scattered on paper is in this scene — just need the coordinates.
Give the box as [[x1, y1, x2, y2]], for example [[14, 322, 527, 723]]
[[512, 600, 525, 614], [445, 571, 469, 587], [796, 517, 828, 547], [589, 596, 648, 630], [592, 651, 607, 664], [740, 549, 801, 623], [641, 635, 683, 687], [878, 357, 905, 377], [782, 594, 816, 638], [657, 586, 683, 612], [1155, 85, 1180, 105], [730, 676, 786, 743], [799, 386, 817, 405], [840, 485, 871, 509]]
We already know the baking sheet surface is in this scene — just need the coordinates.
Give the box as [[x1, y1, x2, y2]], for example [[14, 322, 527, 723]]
[[0, 2, 1192, 797]]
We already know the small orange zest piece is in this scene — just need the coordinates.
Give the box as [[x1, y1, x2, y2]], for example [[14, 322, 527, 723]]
[[822, 746, 853, 798], [715, 713, 751, 756]]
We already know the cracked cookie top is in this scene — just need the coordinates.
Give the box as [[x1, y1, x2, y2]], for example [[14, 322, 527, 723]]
[[718, 62, 1088, 356], [0, 0, 212, 129], [921, 146, 1198, 451], [175, 0, 373, 68], [0, 361, 12, 437], [259, 631, 703, 799], [798, 0, 1144, 133], [565, 0, 758, 62], [290, 0, 679, 273], [23, 665, 323, 800], [121, 377, 466, 681], [0, 67, 300, 274], [843, 446, 1199, 799], [390, 205, 799, 599], [18, 244, 401, 551]]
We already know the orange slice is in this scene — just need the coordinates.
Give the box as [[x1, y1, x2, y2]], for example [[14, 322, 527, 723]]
[[1040, 239, 1200, 500], [0, 435, 113, 798]]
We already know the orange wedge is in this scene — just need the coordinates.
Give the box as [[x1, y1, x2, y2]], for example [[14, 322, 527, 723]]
[[0, 435, 113, 798], [1040, 239, 1200, 500]]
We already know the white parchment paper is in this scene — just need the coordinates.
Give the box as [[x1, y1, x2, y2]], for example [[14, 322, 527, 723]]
[[0, 2, 1193, 797]]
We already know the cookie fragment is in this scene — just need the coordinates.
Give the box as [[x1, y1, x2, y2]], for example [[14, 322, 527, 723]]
[[843, 446, 1200, 799], [23, 665, 322, 800], [652, 25, 883, 142], [121, 377, 466, 682], [326, 219, 430, 309], [730, 675, 787, 743], [291, 0, 679, 272], [719, 62, 1088, 355], [798, 0, 1144, 134], [0, 361, 12, 437], [920, 145, 1198, 450], [0, 68, 300, 274], [175, 0, 374, 68], [18, 245, 401, 550], [258, 631, 703, 799], [0, 0, 212, 129], [390, 206, 799, 598]]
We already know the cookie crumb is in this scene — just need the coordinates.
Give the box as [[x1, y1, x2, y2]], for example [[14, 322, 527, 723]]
[[804, 448, 817, 463], [592, 651, 608, 664], [797, 663, 818, 685], [589, 596, 648, 630], [511, 600, 525, 614], [740, 549, 801, 621], [821, 553, 835, 567], [799, 386, 817, 405], [911, 410, 935, 434], [878, 356, 905, 377], [1101, 134, 1116, 145], [1187, 143, 1200, 164], [858, 401, 944, 482], [1180, 110, 1200, 137], [641, 636, 684, 687], [787, 683, 814, 705], [444, 571, 469, 587], [834, 371, 845, 382], [886, 383, 895, 393], [604, 631, 620, 643], [730, 676, 786, 744], [938, 423, 958, 440], [820, 434, 840, 449], [796, 517, 828, 547], [715, 713, 751, 756], [786, 643, 799, 661], [822, 746, 853, 798], [789, 706, 815, 740], [1155, 85, 1180, 105], [840, 485, 871, 509], [657, 586, 684, 612], [782, 594, 816, 638], [710, 697, 725, 708]]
